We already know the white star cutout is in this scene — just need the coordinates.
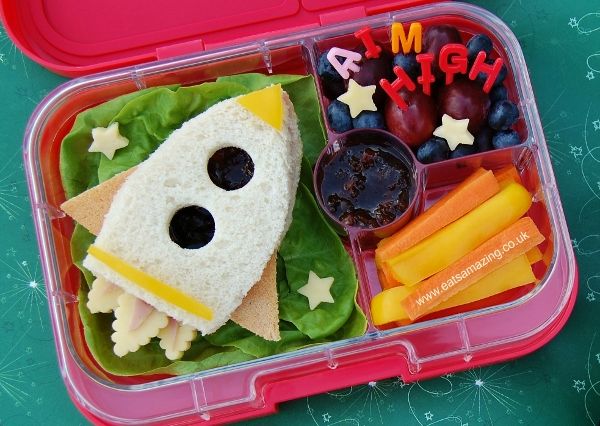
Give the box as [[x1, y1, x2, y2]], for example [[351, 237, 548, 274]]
[[424, 411, 434, 421], [568, 17, 578, 28], [586, 292, 595, 302], [88, 122, 129, 160], [586, 71, 595, 81], [297, 271, 334, 310], [593, 119, 600, 131], [337, 79, 377, 118], [433, 114, 474, 151]]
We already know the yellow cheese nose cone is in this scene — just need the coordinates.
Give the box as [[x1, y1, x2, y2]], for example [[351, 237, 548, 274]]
[[237, 84, 283, 131]]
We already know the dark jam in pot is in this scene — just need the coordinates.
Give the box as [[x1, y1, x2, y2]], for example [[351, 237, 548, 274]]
[[321, 144, 412, 228]]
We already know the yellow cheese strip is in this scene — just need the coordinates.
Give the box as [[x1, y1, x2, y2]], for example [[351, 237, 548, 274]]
[[87, 245, 213, 321], [237, 84, 283, 131], [371, 254, 535, 326]]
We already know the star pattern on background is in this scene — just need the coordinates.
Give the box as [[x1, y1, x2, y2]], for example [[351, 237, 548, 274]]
[[568, 17, 578, 28], [573, 379, 586, 392], [424, 411, 434, 421], [322, 413, 331, 423], [569, 145, 583, 159], [596, 353, 600, 364], [586, 71, 595, 80], [593, 119, 600, 131], [587, 292, 596, 302], [393, 377, 408, 388]]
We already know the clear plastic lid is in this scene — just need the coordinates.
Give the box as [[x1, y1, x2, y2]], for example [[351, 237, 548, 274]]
[[23, 2, 576, 424]]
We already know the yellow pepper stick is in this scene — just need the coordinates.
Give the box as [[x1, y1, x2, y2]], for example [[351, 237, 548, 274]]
[[401, 217, 544, 321], [87, 245, 213, 321], [385, 182, 532, 286], [371, 254, 535, 326]]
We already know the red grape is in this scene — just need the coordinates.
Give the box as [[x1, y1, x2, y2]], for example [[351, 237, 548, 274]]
[[351, 52, 394, 107], [438, 78, 491, 133], [423, 25, 462, 77], [385, 89, 438, 148]]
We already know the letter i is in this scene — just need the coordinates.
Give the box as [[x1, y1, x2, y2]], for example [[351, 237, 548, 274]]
[[354, 27, 381, 59], [416, 53, 435, 95]]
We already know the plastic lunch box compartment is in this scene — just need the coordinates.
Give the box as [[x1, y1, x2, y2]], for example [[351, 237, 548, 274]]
[[20, 2, 576, 424]]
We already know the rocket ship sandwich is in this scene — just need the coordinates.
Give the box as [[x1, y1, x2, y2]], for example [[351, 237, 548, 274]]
[[62, 85, 303, 359]]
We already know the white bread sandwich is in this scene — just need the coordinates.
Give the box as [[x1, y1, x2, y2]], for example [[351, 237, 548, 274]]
[[62, 171, 281, 344], [75, 84, 302, 338]]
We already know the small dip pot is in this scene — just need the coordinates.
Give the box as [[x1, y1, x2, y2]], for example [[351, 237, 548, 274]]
[[314, 129, 421, 240]]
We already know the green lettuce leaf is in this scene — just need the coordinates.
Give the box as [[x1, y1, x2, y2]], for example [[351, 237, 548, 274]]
[[60, 86, 179, 199], [278, 184, 358, 339], [64, 73, 365, 376]]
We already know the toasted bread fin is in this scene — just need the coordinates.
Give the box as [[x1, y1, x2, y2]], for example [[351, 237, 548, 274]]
[[62, 167, 281, 340], [231, 253, 280, 341], [60, 168, 136, 235]]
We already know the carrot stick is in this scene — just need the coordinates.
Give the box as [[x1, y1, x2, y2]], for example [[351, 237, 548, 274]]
[[401, 217, 544, 320], [494, 165, 522, 186], [379, 260, 401, 289], [386, 182, 532, 286], [377, 268, 400, 291], [371, 254, 535, 326], [375, 168, 500, 266]]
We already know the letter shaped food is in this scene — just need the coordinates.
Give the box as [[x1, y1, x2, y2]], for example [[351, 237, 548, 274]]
[[84, 85, 303, 335]]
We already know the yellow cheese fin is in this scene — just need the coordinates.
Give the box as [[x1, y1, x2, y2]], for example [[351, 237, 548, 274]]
[[87, 245, 213, 321], [237, 84, 283, 131]]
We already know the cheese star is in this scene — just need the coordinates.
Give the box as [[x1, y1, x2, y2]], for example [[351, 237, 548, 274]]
[[337, 79, 377, 118], [433, 114, 475, 151], [88, 122, 129, 160], [297, 271, 335, 310]]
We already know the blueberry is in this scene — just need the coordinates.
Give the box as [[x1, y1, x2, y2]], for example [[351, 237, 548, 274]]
[[352, 111, 385, 129], [467, 34, 493, 63], [450, 144, 478, 159], [475, 61, 507, 87], [493, 63, 508, 87], [488, 100, 519, 130], [492, 130, 521, 149], [489, 85, 508, 103], [317, 51, 343, 81], [393, 52, 420, 80], [416, 137, 450, 164], [322, 78, 347, 99], [327, 100, 353, 133], [474, 126, 495, 152]]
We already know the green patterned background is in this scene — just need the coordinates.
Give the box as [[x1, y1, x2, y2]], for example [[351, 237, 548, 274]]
[[0, 1, 598, 424]]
